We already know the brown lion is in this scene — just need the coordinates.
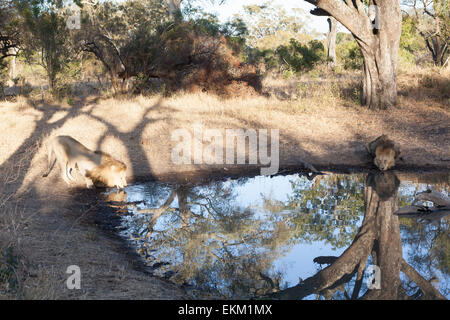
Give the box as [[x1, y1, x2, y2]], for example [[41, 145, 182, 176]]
[[366, 135, 401, 171], [43, 135, 127, 189]]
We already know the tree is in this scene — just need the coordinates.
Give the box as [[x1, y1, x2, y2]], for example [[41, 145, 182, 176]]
[[306, 0, 402, 109], [0, 0, 20, 63], [15, 0, 72, 91], [235, 2, 313, 49], [75, 0, 170, 93], [310, 8, 338, 67], [0, 0, 20, 94], [403, 0, 449, 66]]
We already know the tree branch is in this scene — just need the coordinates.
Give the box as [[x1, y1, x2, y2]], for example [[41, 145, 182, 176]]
[[304, 0, 370, 41], [401, 259, 446, 300], [423, 8, 435, 18]]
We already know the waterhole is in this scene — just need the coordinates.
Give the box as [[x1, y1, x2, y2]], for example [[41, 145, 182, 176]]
[[103, 171, 449, 299]]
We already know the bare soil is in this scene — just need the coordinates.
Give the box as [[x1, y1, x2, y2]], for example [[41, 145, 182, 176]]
[[0, 72, 449, 299]]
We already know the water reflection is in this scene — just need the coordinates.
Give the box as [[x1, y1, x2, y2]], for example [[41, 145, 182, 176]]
[[109, 171, 449, 299]]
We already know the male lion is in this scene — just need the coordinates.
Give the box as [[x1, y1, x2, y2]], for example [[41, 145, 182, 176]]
[[43, 135, 127, 189], [366, 135, 401, 171]]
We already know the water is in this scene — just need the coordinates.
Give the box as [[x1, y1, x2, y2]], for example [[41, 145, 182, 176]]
[[106, 171, 449, 299]]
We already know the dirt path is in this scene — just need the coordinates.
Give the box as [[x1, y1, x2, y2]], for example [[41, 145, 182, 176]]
[[0, 74, 449, 298]]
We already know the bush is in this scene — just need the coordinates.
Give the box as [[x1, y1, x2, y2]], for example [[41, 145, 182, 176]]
[[399, 48, 416, 70], [127, 20, 262, 97], [336, 40, 363, 70], [276, 39, 325, 73], [247, 48, 278, 73], [248, 39, 326, 76]]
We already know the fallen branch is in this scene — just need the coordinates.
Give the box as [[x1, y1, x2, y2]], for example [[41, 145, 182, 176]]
[[414, 190, 450, 207], [395, 190, 450, 222]]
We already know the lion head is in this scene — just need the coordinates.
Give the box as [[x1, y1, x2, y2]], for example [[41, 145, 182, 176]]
[[86, 157, 127, 189], [374, 146, 396, 171]]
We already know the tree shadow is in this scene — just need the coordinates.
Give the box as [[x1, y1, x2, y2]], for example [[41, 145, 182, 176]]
[[0, 93, 168, 198]]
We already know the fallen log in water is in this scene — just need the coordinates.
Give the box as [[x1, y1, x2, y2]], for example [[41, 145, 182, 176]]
[[394, 190, 450, 222]]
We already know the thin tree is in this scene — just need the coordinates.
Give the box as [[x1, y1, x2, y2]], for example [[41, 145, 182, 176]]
[[15, 0, 71, 92], [403, 0, 449, 66]]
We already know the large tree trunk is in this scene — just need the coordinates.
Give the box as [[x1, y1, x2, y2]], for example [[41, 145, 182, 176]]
[[355, 3, 402, 109], [358, 36, 399, 110], [362, 172, 402, 299], [306, 0, 402, 109]]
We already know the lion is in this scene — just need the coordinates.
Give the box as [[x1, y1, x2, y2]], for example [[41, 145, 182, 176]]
[[43, 135, 127, 189], [366, 135, 401, 171]]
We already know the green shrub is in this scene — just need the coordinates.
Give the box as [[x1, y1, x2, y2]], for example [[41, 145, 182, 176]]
[[276, 39, 325, 73], [336, 40, 363, 70], [0, 246, 20, 293]]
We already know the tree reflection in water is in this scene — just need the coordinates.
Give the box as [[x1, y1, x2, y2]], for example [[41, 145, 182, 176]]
[[114, 172, 449, 299]]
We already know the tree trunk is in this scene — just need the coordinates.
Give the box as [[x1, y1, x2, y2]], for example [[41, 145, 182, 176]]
[[426, 10, 447, 66], [326, 17, 337, 67], [426, 36, 444, 66], [9, 48, 19, 80], [357, 6, 401, 109], [47, 66, 55, 92], [358, 40, 399, 110], [364, 172, 402, 299]]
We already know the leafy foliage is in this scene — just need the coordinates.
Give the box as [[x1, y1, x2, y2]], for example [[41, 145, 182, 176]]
[[234, 1, 314, 49], [15, 0, 72, 91], [276, 39, 325, 73], [336, 36, 363, 70], [285, 175, 364, 249]]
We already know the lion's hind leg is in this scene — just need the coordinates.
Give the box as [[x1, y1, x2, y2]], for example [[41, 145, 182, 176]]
[[42, 144, 57, 178], [60, 163, 72, 185]]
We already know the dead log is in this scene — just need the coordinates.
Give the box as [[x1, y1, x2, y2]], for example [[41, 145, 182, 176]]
[[394, 190, 450, 222]]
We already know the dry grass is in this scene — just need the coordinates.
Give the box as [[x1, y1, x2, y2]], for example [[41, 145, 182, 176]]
[[398, 65, 450, 108]]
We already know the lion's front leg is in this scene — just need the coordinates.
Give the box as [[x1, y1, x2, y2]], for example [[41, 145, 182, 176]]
[[79, 168, 95, 189]]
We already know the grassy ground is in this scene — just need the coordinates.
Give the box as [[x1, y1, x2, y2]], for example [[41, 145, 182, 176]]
[[0, 68, 449, 299]]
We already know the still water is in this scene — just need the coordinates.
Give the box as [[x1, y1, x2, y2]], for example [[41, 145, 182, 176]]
[[107, 171, 449, 299]]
